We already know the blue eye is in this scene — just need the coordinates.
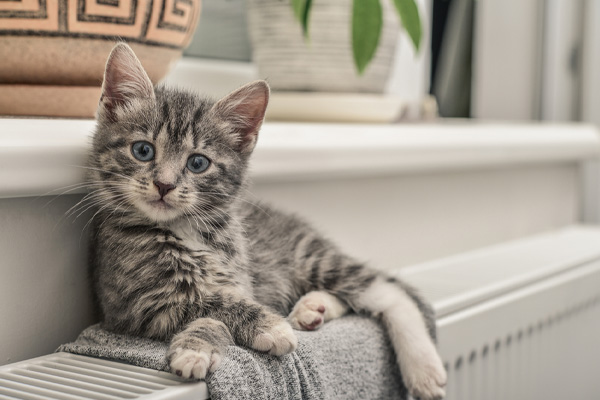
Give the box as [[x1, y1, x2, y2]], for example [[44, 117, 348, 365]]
[[187, 154, 210, 173], [131, 141, 155, 161]]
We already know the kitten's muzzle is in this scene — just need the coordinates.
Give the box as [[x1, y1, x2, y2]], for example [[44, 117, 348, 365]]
[[154, 181, 176, 198]]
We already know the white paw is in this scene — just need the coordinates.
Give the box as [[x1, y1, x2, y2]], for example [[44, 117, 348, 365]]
[[404, 354, 447, 400], [288, 300, 326, 331], [251, 320, 298, 356], [288, 291, 348, 331], [169, 348, 222, 380]]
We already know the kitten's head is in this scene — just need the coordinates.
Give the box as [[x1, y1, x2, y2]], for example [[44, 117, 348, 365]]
[[89, 43, 269, 223]]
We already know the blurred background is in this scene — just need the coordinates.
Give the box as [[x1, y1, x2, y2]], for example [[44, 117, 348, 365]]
[[175, 0, 600, 126], [4, 0, 598, 126]]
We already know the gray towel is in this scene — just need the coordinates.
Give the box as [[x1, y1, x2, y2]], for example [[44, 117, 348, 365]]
[[58, 315, 407, 400]]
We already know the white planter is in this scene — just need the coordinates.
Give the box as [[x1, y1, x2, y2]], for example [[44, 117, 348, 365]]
[[247, 0, 400, 93]]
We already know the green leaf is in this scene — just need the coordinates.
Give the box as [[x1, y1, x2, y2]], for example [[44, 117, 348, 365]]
[[392, 0, 422, 52], [302, 0, 312, 37], [291, 0, 304, 22], [352, 0, 383, 75], [291, 0, 312, 37]]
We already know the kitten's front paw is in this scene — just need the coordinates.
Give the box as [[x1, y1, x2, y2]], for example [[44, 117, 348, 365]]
[[404, 354, 447, 400], [251, 320, 298, 356], [167, 347, 222, 380], [166, 317, 232, 379]]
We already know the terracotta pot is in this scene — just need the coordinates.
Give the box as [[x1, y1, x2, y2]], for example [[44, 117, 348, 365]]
[[247, 0, 399, 93], [0, 0, 201, 117]]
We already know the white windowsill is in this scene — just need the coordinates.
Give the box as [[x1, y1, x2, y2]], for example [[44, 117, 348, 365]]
[[0, 117, 598, 199]]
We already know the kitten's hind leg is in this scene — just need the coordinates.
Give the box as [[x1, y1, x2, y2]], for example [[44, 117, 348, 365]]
[[353, 275, 447, 400], [167, 317, 234, 380], [290, 229, 445, 398], [288, 291, 349, 331], [299, 250, 445, 398]]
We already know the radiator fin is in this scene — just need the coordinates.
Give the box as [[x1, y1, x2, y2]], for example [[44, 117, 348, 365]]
[[0, 353, 209, 400], [444, 296, 600, 400]]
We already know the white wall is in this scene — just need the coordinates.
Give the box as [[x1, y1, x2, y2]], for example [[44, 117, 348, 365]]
[[252, 164, 580, 270], [0, 195, 95, 365], [581, 0, 600, 126], [540, 0, 583, 121], [472, 0, 599, 125], [472, 0, 545, 120]]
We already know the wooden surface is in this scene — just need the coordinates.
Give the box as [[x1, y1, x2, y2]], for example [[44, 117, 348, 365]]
[[0, 84, 101, 118]]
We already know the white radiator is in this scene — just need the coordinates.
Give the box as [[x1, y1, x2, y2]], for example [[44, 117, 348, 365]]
[[0, 353, 208, 400], [400, 225, 600, 399], [2, 226, 600, 399]]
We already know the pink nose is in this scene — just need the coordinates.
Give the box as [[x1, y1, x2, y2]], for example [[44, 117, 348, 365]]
[[154, 181, 176, 198]]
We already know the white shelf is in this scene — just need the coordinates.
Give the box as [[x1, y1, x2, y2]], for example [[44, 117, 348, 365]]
[[0, 117, 599, 198]]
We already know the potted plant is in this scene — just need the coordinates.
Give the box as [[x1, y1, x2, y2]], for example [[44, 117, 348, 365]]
[[292, 0, 421, 74], [246, 0, 422, 93]]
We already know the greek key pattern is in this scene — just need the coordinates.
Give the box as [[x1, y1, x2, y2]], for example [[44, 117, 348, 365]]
[[0, 0, 200, 48]]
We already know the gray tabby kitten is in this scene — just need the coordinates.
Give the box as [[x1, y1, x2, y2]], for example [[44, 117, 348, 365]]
[[89, 43, 446, 400]]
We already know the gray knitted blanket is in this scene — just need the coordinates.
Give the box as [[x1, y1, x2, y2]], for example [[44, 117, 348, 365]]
[[58, 315, 407, 400]]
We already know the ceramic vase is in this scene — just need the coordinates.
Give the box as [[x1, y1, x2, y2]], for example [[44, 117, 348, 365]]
[[0, 0, 201, 117]]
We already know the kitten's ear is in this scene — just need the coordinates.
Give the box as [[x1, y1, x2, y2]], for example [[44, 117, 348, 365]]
[[98, 42, 155, 120], [210, 80, 270, 154]]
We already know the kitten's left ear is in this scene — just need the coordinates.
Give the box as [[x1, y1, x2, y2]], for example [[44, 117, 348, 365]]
[[98, 42, 155, 121], [210, 80, 270, 154]]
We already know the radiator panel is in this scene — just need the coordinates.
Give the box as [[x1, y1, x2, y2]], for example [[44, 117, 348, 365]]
[[443, 298, 600, 400], [401, 227, 600, 400], [0, 353, 208, 400]]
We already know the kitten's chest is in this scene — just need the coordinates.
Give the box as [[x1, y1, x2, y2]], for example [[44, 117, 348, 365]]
[[166, 220, 245, 289], [169, 222, 216, 257], [169, 220, 224, 260]]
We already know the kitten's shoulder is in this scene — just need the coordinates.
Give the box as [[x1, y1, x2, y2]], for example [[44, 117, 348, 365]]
[[240, 199, 315, 239]]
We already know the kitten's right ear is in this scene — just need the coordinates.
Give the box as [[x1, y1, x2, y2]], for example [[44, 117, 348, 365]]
[[98, 43, 155, 121], [210, 80, 270, 154]]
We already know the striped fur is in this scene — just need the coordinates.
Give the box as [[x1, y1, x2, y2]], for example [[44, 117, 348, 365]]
[[88, 43, 446, 399]]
